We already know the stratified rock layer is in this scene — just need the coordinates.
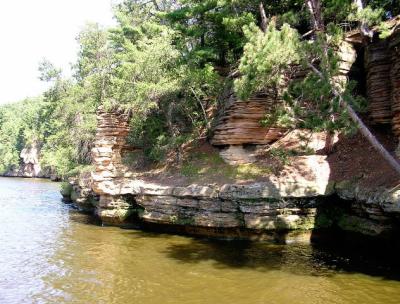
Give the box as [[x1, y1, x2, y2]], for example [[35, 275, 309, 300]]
[[390, 30, 400, 136], [211, 93, 286, 146], [86, 32, 400, 238], [91, 106, 335, 230], [365, 40, 392, 124], [91, 107, 134, 223], [88, 107, 400, 238]]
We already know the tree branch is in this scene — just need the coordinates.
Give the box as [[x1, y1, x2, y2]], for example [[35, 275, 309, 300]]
[[307, 64, 400, 175], [304, 0, 400, 175], [354, 0, 374, 41], [306, 0, 324, 31]]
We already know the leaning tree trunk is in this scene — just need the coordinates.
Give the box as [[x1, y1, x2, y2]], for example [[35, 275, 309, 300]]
[[354, 0, 374, 40], [259, 2, 268, 32], [305, 0, 400, 175]]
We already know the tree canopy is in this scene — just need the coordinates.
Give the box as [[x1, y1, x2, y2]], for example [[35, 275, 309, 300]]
[[0, 0, 398, 177]]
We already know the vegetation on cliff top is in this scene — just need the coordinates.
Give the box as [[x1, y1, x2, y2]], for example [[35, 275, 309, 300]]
[[0, 0, 398, 178]]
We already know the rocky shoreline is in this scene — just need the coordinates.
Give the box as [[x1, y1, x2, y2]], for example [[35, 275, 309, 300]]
[[43, 29, 400, 241], [57, 109, 400, 241], [62, 175, 400, 239]]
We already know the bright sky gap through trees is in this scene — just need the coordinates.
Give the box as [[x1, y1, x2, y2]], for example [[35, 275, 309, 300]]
[[0, 0, 115, 105]]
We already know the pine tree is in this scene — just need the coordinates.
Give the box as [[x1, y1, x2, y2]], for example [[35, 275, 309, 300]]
[[235, 0, 400, 175]]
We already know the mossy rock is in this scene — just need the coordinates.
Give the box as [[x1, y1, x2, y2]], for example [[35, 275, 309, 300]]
[[335, 180, 354, 192], [70, 189, 79, 203], [338, 215, 386, 236], [60, 182, 73, 199], [170, 215, 195, 226]]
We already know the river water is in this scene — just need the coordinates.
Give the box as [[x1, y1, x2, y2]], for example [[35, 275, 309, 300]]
[[1, 177, 400, 304]]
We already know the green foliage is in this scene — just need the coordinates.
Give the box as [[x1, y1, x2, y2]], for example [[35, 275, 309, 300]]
[[165, 0, 257, 66], [180, 151, 272, 180], [60, 182, 73, 197], [234, 0, 380, 136], [0, 0, 396, 177], [347, 4, 384, 26], [378, 21, 392, 39], [0, 97, 44, 173], [234, 22, 301, 100], [261, 104, 295, 128], [38, 59, 62, 82], [111, 2, 223, 161]]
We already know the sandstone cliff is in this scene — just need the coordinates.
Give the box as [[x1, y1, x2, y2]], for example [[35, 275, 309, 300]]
[[65, 105, 400, 240], [63, 23, 400, 240]]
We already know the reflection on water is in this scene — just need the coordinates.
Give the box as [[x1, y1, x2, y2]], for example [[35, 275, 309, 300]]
[[0, 177, 400, 304]]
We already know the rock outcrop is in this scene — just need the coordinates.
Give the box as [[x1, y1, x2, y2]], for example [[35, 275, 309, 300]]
[[89, 107, 335, 234], [335, 182, 400, 236], [391, 30, 400, 136], [211, 92, 286, 146], [2, 142, 48, 178], [62, 174, 99, 212], [78, 24, 400, 240], [84, 107, 400, 238], [336, 41, 357, 87], [345, 20, 400, 128], [91, 107, 134, 223], [365, 40, 392, 124], [93, 177, 334, 233]]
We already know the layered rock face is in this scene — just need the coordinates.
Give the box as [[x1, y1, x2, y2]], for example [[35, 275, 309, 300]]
[[345, 22, 400, 129], [365, 40, 392, 124], [334, 182, 400, 236], [357, 26, 400, 137], [91, 108, 138, 224], [211, 92, 286, 146], [88, 109, 400, 238], [90, 107, 335, 233], [94, 173, 333, 234], [133, 183, 320, 233], [391, 30, 400, 136], [211, 41, 356, 165], [83, 31, 400, 239], [62, 174, 99, 212]]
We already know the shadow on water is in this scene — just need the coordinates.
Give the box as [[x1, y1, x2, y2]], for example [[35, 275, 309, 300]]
[[63, 199, 400, 281], [66, 200, 400, 281], [63, 203, 103, 227], [158, 231, 400, 281]]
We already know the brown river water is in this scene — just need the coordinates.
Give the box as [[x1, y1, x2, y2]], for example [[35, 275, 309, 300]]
[[1, 177, 400, 304]]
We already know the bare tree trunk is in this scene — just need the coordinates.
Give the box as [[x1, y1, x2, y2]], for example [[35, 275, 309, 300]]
[[354, 0, 374, 40], [259, 2, 268, 32], [307, 61, 400, 175], [324, 131, 335, 154], [305, 0, 400, 175], [152, 0, 160, 11], [345, 103, 400, 174], [306, 0, 324, 31]]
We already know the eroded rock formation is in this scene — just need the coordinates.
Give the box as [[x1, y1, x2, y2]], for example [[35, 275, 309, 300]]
[[91, 107, 134, 224], [365, 40, 392, 124], [211, 92, 286, 146], [71, 24, 400, 240], [2, 142, 47, 178], [391, 30, 400, 137], [62, 174, 99, 212], [82, 107, 400, 238]]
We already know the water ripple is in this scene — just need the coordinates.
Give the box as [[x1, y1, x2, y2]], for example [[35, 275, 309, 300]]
[[0, 177, 400, 304]]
